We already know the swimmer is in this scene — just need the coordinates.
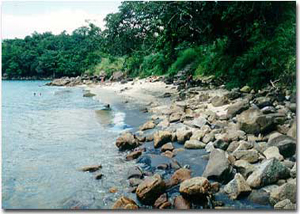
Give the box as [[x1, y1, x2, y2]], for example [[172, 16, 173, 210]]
[[34, 92, 36, 96]]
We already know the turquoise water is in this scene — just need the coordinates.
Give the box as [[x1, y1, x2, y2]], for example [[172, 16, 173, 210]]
[[2, 81, 146, 209]]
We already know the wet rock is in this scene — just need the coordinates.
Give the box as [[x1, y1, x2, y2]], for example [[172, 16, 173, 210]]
[[83, 92, 96, 97], [234, 160, 256, 179], [161, 150, 174, 158], [246, 158, 290, 188], [169, 112, 182, 123], [157, 163, 169, 170], [109, 187, 118, 193], [274, 199, 296, 210], [253, 97, 272, 108], [161, 142, 174, 152], [211, 96, 229, 107], [290, 163, 296, 178], [224, 173, 252, 199], [140, 121, 156, 131], [153, 193, 169, 209], [146, 134, 154, 142], [184, 140, 206, 149], [126, 150, 142, 161], [226, 100, 249, 118], [95, 173, 103, 180], [79, 164, 102, 172], [202, 149, 233, 182], [261, 106, 276, 114], [267, 135, 296, 158], [157, 119, 170, 129], [240, 86, 251, 93], [270, 183, 296, 205], [168, 168, 192, 187], [136, 174, 166, 205], [263, 146, 283, 161], [127, 166, 143, 179], [247, 189, 270, 205], [176, 128, 192, 144], [112, 196, 138, 209], [154, 130, 172, 148], [190, 125, 211, 141], [116, 132, 139, 151], [179, 177, 211, 197], [211, 182, 220, 193], [174, 195, 191, 209], [232, 149, 259, 163]]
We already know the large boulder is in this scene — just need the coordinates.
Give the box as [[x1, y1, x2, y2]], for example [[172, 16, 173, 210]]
[[112, 196, 139, 209], [237, 108, 275, 134], [274, 199, 296, 210], [184, 140, 206, 149], [232, 149, 259, 163], [246, 158, 290, 188], [179, 177, 211, 198], [154, 131, 172, 148], [116, 132, 139, 150], [224, 173, 252, 199], [263, 146, 283, 161], [202, 149, 233, 182], [169, 112, 182, 123], [240, 86, 251, 93], [168, 168, 192, 187], [110, 71, 124, 81], [253, 97, 272, 108], [247, 189, 270, 205], [226, 100, 249, 118], [176, 128, 192, 144], [270, 183, 296, 205], [153, 193, 171, 209], [161, 142, 174, 152], [136, 174, 166, 205], [267, 135, 296, 158], [234, 160, 256, 179]]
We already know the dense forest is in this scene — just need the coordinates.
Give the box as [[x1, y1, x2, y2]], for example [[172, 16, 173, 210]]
[[2, 1, 296, 90]]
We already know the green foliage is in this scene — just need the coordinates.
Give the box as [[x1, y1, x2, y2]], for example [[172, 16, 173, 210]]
[[140, 53, 168, 77], [86, 57, 125, 77]]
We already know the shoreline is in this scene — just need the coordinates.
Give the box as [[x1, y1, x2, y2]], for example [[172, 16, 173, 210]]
[[49, 76, 296, 209]]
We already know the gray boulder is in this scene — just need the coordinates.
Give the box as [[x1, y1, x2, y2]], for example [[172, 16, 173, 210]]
[[268, 135, 296, 158]]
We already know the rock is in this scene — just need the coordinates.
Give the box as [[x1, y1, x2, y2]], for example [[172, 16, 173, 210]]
[[202, 149, 233, 182], [226, 100, 249, 118], [95, 173, 103, 180], [126, 150, 142, 161], [136, 174, 166, 205], [112, 196, 138, 209], [169, 168, 192, 186], [274, 199, 296, 210], [109, 187, 118, 193], [161, 150, 174, 158], [129, 178, 143, 187], [176, 128, 192, 143], [184, 140, 206, 149], [179, 177, 211, 198], [110, 71, 124, 81], [116, 132, 139, 151], [233, 149, 259, 163], [263, 146, 283, 161], [190, 125, 211, 141], [246, 158, 290, 188], [202, 132, 215, 144], [224, 173, 252, 199], [261, 106, 276, 114], [83, 92, 96, 97], [205, 142, 215, 153], [169, 112, 182, 123], [154, 193, 170, 209], [161, 143, 174, 152], [270, 183, 296, 205], [211, 96, 229, 107], [226, 141, 240, 153], [268, 135, 296, 158], [224, 90, 241, 100], [213, 139, 229, 150], [174, 195, 191, 209], [240, 86, 251, 93], [79, 164, 102, 172], [157, 163, 169, 170], [290, 163, 296, 178], [140, 121, 156, 131], [286, 102, 296, 113], [234, 160, 256, 178], [192, 117, 207, 128], [267, 132, 283, 143], [127, 166, 143, 179], [247, 189, 270, 205], [287, 120, 296, 139], [154, 131, 172, 148], [253, 97, 272, 108], [237, 108, 275, 134]]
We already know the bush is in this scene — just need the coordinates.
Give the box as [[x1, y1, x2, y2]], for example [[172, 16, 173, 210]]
[[86, 57, 125, 77], [140, 52, 168, 77]]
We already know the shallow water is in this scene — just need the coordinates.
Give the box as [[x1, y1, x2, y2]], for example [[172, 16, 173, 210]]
[[2, 81, 148, 209]]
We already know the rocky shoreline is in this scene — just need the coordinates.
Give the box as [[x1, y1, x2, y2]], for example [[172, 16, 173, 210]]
[[47, 75, 296, 210]]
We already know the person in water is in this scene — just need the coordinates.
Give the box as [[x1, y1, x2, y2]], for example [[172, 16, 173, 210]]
[[34, 92, 36, 96]]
